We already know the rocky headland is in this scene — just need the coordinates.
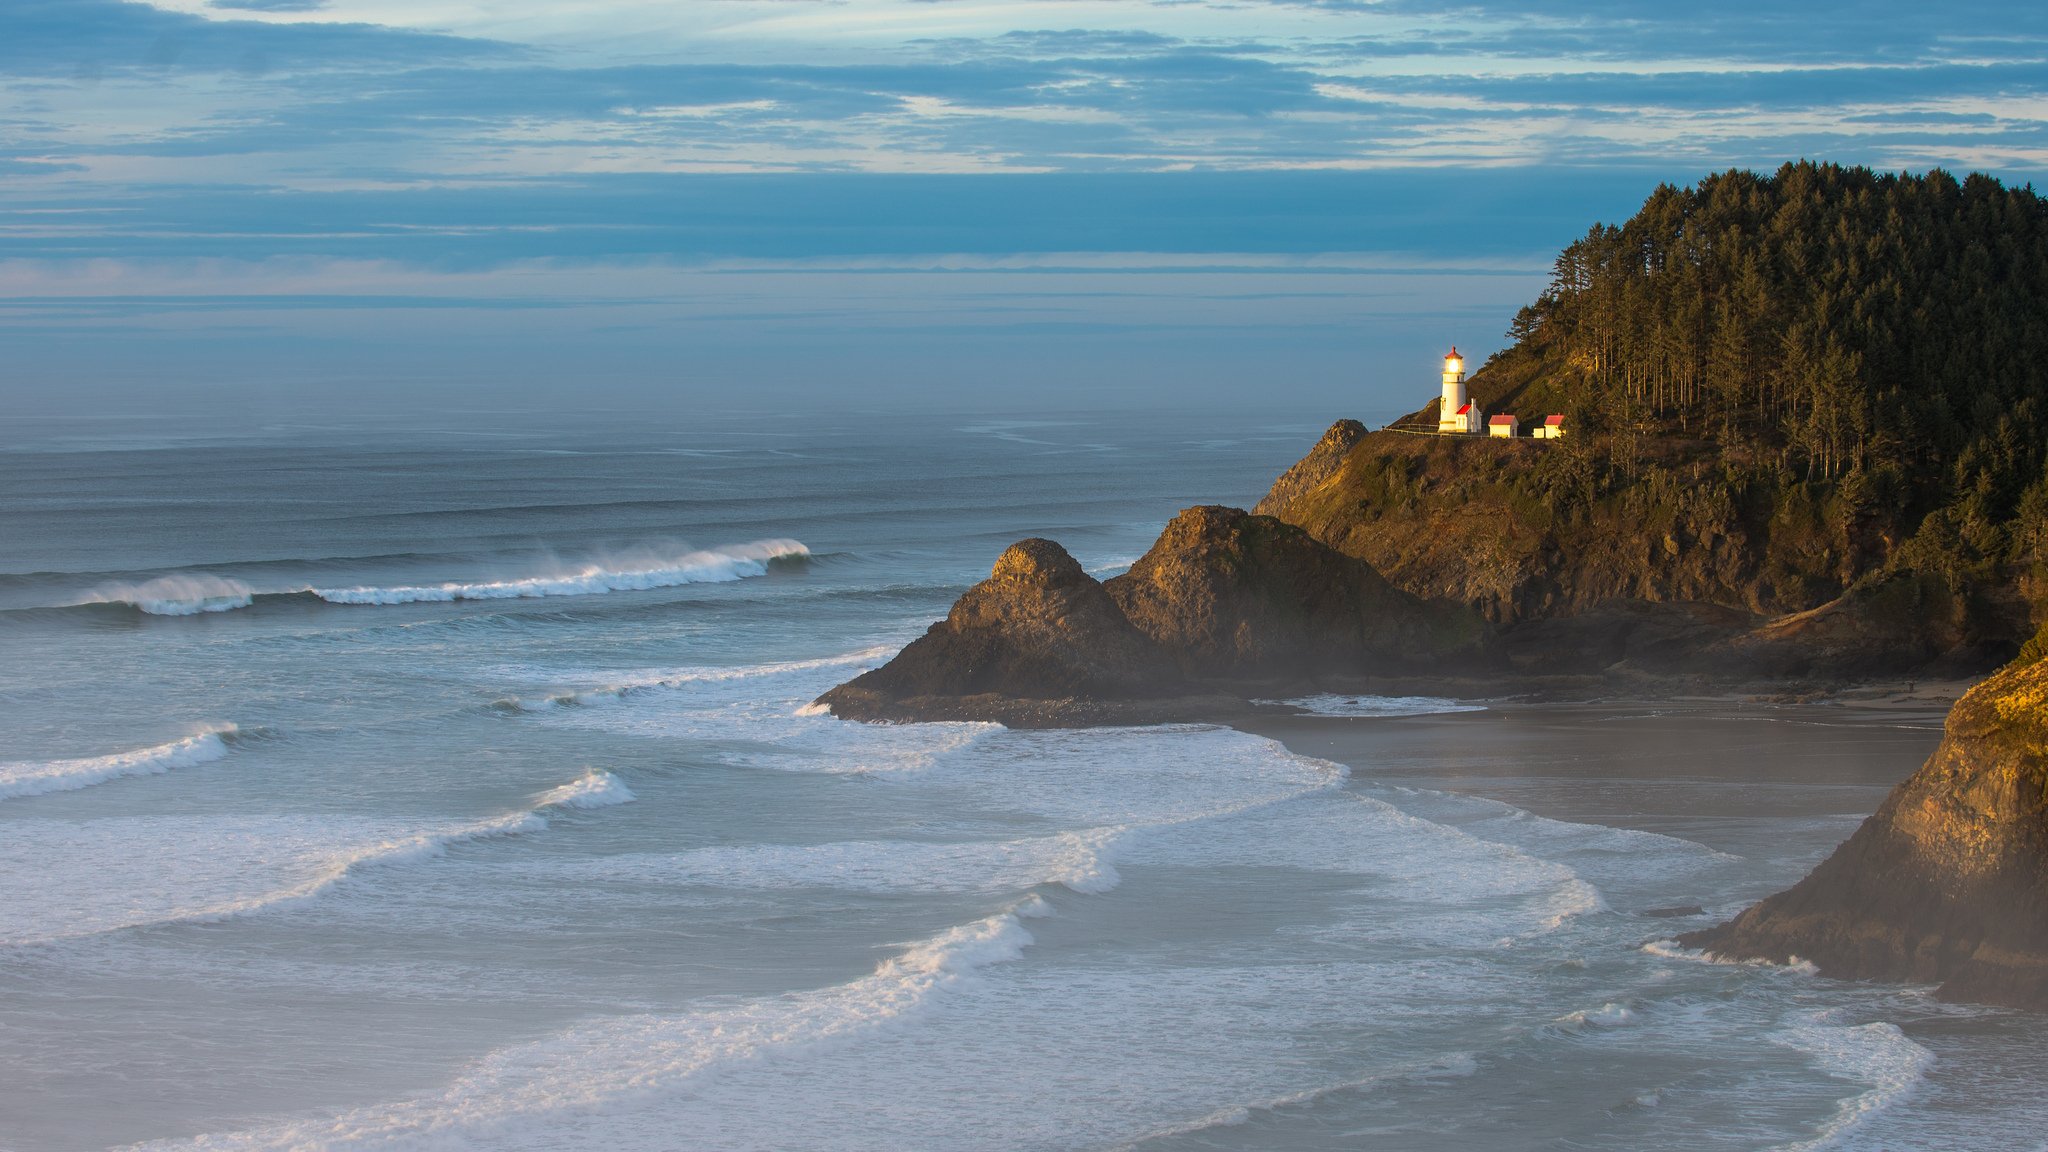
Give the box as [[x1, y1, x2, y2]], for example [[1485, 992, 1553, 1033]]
[[815, 163, 2048, 1009], [826, 166, 2047, 722], [1682, 646, 2048, 1009]]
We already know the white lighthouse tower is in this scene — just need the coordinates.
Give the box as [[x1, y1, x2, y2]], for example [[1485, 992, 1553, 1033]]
[[1436, 347, 1477, 434]]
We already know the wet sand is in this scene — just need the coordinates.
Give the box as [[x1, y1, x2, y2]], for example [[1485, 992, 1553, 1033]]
[[1235, 692, 1956, 871]]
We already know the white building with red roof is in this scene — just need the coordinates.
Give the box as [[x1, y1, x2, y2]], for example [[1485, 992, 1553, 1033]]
[[1488, 413, 1520, 438]]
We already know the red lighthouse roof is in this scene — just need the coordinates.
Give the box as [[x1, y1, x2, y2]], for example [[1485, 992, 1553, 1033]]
[[1445, 346, 1461, 360]]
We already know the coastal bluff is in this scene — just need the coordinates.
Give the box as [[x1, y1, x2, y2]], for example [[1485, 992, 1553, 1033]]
[[1682, 651, 2048, 1010], [815, 506, 1492, 726]]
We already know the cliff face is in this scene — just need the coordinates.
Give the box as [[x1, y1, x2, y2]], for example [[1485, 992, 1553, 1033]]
[[818, 510, 1494, 724], [1254, 420, 2029, 678], [1104, 505, 1490, 680], [1680, 652, 2048, 1009], [1258, 423, 1870, 624]]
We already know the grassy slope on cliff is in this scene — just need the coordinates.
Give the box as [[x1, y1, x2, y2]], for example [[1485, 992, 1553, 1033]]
[[1261, 164, 2048, 663]]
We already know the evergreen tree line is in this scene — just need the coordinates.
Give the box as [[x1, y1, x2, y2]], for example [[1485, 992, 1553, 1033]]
[[1512, 163, 2048, 562]]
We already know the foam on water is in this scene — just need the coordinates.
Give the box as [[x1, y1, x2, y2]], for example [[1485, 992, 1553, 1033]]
[[141, 899, 1048, 1151], [535, 769, 636, 810], [1641, 939, 1822, 976], [0, 726, 237, 802], [74, 575, 255, 616], [1259, 694, 1487, 718], [1770, 1010, 1934, 1151], [1556, 1001, 1640, 1030], [534, 828, 1123, 896], [311, 540, 808, 605]]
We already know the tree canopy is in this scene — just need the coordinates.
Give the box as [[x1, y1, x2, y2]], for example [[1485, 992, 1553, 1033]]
[[1498, 162, 2048, 585]]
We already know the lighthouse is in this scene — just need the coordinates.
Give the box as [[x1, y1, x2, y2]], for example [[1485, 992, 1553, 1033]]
[[1436, 347, 1477, 434]]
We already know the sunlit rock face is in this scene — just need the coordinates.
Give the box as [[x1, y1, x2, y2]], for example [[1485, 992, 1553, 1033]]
[[1683, 652, 2048, 1010], [1104, 505, 1490, 681]]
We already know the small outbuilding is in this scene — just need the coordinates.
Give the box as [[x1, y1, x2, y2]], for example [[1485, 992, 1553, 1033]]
[[1488, 413, 1520, 438], [1532, 414, 1567, 440]]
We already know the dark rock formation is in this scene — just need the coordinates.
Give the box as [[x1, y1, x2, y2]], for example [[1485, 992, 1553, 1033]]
[[1103, 505, 1490, 680], [817, 511, 1495, 724], [817, 538, 1185, 723], [1680, 652, 2048, 1009]]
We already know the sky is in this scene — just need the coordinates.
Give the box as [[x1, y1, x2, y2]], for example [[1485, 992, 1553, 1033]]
[[2, 0, 2045, 422]]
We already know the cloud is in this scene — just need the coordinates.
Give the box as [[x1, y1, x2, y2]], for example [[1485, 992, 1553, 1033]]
[[209, 0, 329, 11], [0, 0, 503, 77]]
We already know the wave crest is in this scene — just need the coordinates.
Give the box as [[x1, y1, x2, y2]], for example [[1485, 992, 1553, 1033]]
[[311, 540, 809, 606], [537, 769, 636, 810], [75, 575, 254, 616], [0, 726, 237, 802]]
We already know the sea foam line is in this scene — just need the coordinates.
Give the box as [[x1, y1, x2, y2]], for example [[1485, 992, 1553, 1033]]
[[141, 897, 1047, 1151], [1770, 1010, 1934, 1152], [7, 770, 635, 947], [0, 726, 237, 802], [187, 771, 640, 923], [1256, 693, 1486, 718], [495, 645, 897, 711], [311, 540, 808, 606]]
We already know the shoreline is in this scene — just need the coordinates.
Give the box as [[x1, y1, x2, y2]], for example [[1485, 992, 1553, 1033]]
[[823, 670, 1989, 729], [1227, 685, 1965, 863]]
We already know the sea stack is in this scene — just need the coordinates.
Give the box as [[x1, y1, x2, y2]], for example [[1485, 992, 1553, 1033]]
[[814, 538, 1191, 725], [816, 508, 1496, 725], [1682, 651, 2048, 1009]]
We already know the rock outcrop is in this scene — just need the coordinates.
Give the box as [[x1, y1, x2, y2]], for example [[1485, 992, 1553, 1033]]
[[1253, 419, 1366, 520], [817, 538, 1186, 724], [1104, 505, 1490, 680], [817, 510, 1495, 724], [1680, 651, 2048, 1009]]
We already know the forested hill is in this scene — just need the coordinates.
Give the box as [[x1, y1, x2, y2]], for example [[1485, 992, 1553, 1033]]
[[1261, 164, 2048, 675], [1482, 163, 2048, 576]]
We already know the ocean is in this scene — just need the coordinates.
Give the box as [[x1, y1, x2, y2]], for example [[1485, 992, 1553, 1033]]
[[3, 407, 2045, 1151]]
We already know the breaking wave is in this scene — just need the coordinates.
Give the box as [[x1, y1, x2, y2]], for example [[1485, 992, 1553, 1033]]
[[74, 575, 254, 616], [536, 769, 637, 810], [0, 726, 238, 802], [311, 540, 808, 605]]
